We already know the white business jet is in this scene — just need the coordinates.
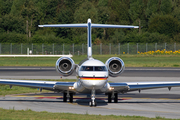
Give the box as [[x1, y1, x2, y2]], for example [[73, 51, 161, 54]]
[[1, 19, 180, 107]]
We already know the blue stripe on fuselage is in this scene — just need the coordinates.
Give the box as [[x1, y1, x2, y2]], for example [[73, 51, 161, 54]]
[[88, 22, 91, 47]]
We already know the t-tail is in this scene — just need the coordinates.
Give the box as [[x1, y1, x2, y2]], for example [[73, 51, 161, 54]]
[[38, 18, 139, 59]]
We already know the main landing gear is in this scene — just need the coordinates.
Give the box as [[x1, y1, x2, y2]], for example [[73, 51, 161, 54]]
[[63, 91, 73, 103], [89, 89, 97, 107], [108, 92, 118, 103]]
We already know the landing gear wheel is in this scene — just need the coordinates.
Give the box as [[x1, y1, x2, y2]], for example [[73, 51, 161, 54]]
[[63, 93, 67, 102], [114, 93, 118, 103], [69, 93, 73, 103], [108, 93, 112, 103], [89, 101, 92, 107], [89, 101, 97, 107], [94, 101, 97, 106], [89, 89, 96, 107]]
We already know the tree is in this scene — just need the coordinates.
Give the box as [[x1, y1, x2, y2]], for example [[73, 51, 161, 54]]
[[96, 0, 110, 40], [148, 14, 179, 37], [160, 0, 172, 14], [128, 0, 147, 34], [174, 33, 180, 43], [0, 0, 180, 44], [1, 14, 25, 34], [171, 7, 180, 21], [0, 0, 13, 16], [145, 0, 159, 18], [74, 1, 98, 23], [73, 1, 98, 43], [105, 0, 130, 42], [97, 0, 109, 24], [110, 30, 125, 44], [128, 0, 146, 22], [21, 0, 40, 39], [10, 0, 25, 16], [141, 32, 170, 43], [0, 32, 26, 43], [55, 1, 74, 41]]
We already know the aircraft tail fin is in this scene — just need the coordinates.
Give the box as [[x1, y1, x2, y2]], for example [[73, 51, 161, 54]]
[[38, 19, 139, 59]]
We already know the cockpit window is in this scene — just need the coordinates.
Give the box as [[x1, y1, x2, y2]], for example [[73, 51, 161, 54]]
[[80, 66, 107, 71], [80, 66, 93, 71], [95, 66, 107, 71], [85, 66, 93, 71]]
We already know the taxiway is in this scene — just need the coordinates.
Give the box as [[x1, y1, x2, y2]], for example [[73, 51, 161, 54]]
[[0, 67, 180, 119]]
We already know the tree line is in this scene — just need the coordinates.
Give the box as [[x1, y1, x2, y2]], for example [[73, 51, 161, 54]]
[[0, 0, 180, 44]]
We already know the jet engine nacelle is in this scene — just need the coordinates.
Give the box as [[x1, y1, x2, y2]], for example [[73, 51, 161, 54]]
[[105, 57, 125, 77], [56, 57, 75, 77]]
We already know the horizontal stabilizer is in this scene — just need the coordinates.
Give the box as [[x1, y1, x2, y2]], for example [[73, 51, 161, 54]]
[[38, 24, 87, 28], [91, 24, 139, 28], [38, 23, 139, 29], [38, 19, 139, 59]]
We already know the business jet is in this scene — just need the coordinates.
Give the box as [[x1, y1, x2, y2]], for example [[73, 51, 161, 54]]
[[1, 19, 180, 107]]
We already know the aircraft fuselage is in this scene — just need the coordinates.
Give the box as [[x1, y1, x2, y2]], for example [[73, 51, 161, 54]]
[[77, 58, 108, 90]]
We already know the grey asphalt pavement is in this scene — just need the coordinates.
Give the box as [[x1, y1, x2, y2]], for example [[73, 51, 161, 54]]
[[0, 66, 180, 119]]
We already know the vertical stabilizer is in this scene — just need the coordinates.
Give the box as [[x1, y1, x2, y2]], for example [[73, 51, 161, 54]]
[[38, 19, 139, 59], [87, 19, 92, 59]]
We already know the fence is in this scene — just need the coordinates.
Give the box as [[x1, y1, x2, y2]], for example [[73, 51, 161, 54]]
[[0, 43, 180, 55]]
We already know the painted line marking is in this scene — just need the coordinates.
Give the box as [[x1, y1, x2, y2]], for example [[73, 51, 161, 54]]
[[1, 67, 180, 71], [126, 69, 180, 71], [11, 95, 180, 101]]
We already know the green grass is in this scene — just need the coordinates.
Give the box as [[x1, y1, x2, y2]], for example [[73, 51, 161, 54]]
[[0, 108, 177, 120], [0, 79, 76, 96], [0, 55, 180, 67], [0, 85, 42, 96]]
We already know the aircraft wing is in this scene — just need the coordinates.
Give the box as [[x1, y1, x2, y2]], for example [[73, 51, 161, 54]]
[[0, 79, 75, 92], [109, 81, 180, 92]]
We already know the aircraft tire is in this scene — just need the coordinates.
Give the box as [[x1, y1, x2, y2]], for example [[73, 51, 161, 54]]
[[89, 101, 92, 107], [94, 101, 97, 106], [89, 101, 97, 107], [63, 93, 67, 102], [69, 93, 73, 103], [114, 93, 118, 103], [108, 93, 112, 103]]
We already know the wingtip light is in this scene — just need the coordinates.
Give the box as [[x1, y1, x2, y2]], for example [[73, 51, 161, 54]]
[[134, 26, 139, 28], [38, 25, 44, 27]]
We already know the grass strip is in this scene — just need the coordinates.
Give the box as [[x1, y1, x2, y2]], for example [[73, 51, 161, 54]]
[[0, 55, 180, 67], [0, 108, 176, 120]]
